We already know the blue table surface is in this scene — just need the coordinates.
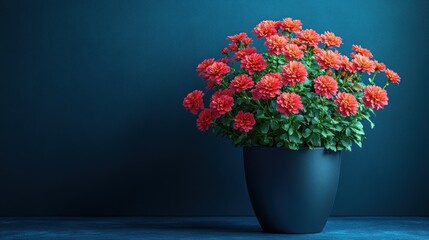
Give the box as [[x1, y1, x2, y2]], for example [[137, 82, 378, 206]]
[[0, 217, 428, 240]]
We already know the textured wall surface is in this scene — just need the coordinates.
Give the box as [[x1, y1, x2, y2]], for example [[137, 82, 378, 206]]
[[0, 0, 428, 216]]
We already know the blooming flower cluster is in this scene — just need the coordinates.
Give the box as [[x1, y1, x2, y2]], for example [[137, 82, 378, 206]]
[[183, 18, 400, 151]]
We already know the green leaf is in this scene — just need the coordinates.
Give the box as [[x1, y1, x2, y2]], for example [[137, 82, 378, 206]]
[[354, 140, 362, 148], [289, 144, 299, 150], [289, 132, 301, 144], [260, 122, 270, 134], [270, 120, 279, 131], [288, 127, 294, 136], [279, 133, 288, 141], [363, 115, 375, 129], [334, 125, 343, 131], [233, 134, 245, 145], [309, 133, 321, 146], [294, 115, 304, 122], [302, 128, 312, 138], [345, 128, 351, 137], [325, 141, 337, 151], [256, 110, 266, 119], [353, 121, 364, 130], [281, 124, 290, 131], [312, 117, 320, 124], [341, 139, 352, 148]]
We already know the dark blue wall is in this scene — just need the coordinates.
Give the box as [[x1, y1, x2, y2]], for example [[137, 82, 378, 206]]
[[0, 0, 428, 216]]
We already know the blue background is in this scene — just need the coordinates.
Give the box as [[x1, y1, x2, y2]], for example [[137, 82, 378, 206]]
[[1, 0, 428, 216]]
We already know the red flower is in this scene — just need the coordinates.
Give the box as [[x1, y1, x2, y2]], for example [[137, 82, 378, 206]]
[[283, 44, 304, 60], [334, 92, 358, 116], [221, 48, 229, 55], [233, 47, 258, 60], [352, 54, 376, 74], [183, 90, 205, 114], [279, 18, 302, 33], [290, 38, 303, 45], [228, 43, 239, 52], [320, 32, 342, 48], [363, 85, 388, 110], [374, 60, 386, 72], [351, 45, 373, 58], [297, 29, 320, 47], [211, 89, 234, 101], [315, 50, 342, 70], [210, 95, 234, 116], [385, 69, 400, 84], [265, 35, 288, 55], [196, 108, 216, 131], [234, 111, 256, 132], [205, 61, 231, 84], [314, 75, 338, 98], [252, 20, 278, 38], [229, 74, 254, 92], [282, 61, 308, 86], [276, 92, 304, 116], [339, 55, 356, 73], [313, 46, 323, 55], [251, 73, 283, 100], [241, 53, 267, 75], [227, 32, 248, 42], [242, 37, 253, 45], [196, 58, 215, 78]]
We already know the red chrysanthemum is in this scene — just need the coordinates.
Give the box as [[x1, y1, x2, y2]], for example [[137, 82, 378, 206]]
[[315, 50, 342, 70], [312, 46, 322, 54], [352, 54, 376, 74], [241, 53, 267, 75], [374, 60, 386, 72], [229, 74, 254, 92], [351, 45, 373, 58], [196, 108, 216, 131], [221, 48, 228, 55], [320, 32, 342, 48], [252, 20, 278, 38], [282, 61, 308, 86], [227, 32, 248, 42], [211, 89, 234, 101], [210, 95, 234, 116], [339, 55, 356, 73], [314, 75, 338, 98], [265, 35, 288, 55], [363, 85, 388, 110], [290, 38, 308, 51], [276, 92, 304, 116], [251, 73, 283, 100], [183, 90, 204, 114], [204, 61, 231, 84], [385, 69, 400, 84], [242, 37, 253, 45], [228, 43, 238, 52], [279, 18, 302, 33], [334, 92, 358, 116], [234, 111, 256, 133], [218, 57, 230, 65], [196, 58, 215, 78], [297, 29, 320, 47], [283, 43, 304, 60], [233, 47, 258, 60]]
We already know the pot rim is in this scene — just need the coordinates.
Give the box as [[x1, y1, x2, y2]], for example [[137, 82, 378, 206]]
[[244, 146, 326, 150]]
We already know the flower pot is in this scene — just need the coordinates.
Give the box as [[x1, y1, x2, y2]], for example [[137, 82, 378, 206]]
[[243, 147, 341, 234]]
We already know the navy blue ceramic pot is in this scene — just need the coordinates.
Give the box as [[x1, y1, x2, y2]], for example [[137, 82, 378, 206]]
[[243, 147, 341, 234]]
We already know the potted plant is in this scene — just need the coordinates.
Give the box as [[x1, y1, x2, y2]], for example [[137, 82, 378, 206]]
[[182, 18, 400, 234]]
